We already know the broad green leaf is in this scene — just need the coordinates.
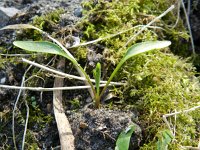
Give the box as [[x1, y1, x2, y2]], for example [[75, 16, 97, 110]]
[[93, 63, 101, 95], [99, 41, 171, 99], [156, 129, 174, 150], [115, 125, 135, 150], [13, 41, 76, 63], [124, 41, 171, 61]]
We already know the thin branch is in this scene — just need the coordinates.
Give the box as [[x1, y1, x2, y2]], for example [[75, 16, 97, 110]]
[[0, 84, 111, 91], [22, 58, 125, 86], [21, 99, 29, 150], [68, 25, 164, 48], [163, 105, 200, 118], [181, 0, 195, 54], [12, 65, 32, 150], [187, 0, 191, 17], [181, 146, 200, 150], [163, 105, 200, 133], [124, 5, 175, 47], [172, 0, 181, 28], [53, 58, 75, 150]]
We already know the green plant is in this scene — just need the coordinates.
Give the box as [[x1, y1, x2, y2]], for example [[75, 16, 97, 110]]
[[13, 40, 171, 108], [115, 125, 135, 150], [156, 129, 174, 150]]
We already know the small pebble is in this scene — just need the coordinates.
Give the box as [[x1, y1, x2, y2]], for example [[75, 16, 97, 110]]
[[80, 121, 88, 129], [46, 103, 52, 113], [0, 77, 6, 84], [74, 7, 82, 17]]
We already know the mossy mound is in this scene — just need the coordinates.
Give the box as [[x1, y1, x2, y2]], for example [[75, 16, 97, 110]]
[[76, 0, 200, 149], [120, 51, 200, 149]]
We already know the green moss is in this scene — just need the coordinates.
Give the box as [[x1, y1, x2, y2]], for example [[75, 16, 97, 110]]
[[74, 47, 88, 60], [1, 0, 197, 149], [78, 0, 188, 65], [69, 98, 81, 109], [32, 9, 64, 31], [23, 130, 40, 149], [26, 100, 53, 129], [78, 0, 199, 149], [119, 51, 200, 149], [16, 9, 64, 41]]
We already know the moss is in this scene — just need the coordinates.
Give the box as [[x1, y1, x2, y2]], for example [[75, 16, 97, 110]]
[[23, 130, 40, 149], [69, 98, 81, 109], [78, 0, 189, 65], [74, 47, 88, 60], [16, 9, 64, 41], [119, 51, 200, 149], [32, 9, 64, 31], [77, 0, 199, 149], [26, 99, 53, 130], [0, 9, 64, 148]]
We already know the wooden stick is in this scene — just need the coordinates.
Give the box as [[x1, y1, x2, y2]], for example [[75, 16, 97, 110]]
[[53, 58, 75, 150]]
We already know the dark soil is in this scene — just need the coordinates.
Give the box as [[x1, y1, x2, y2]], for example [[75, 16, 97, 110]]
[[68, 108, 141, 150]]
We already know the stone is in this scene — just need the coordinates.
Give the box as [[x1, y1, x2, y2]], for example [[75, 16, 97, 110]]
[[0, 70, 7, 84], [74, 7, 82, 17], [0, 7, 20, 27]]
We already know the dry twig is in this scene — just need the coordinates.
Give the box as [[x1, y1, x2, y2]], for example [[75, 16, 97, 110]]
[[22, 58, 124, 86], [53, 58, 75, 150], [12, 65, 32, 150]]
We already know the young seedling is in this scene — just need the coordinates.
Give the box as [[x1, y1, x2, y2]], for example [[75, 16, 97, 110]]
[[93, 62, 101, 100], [115, 125, 135, 150], [13, 40, 171, 108]]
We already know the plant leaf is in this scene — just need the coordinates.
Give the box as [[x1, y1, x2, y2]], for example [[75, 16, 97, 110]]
[[13, 41, 76, 63], [124, 41, 171, 61], [115, 125, 135, 150], [156, 129, 174, 150], [99, 40, 171, 100], [93, 63, 101, 96]]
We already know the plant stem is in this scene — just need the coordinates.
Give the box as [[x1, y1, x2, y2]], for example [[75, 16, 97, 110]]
[[99, 59, 126, 100], [76, 65, 97, 97], [95, 95, 100, 108]]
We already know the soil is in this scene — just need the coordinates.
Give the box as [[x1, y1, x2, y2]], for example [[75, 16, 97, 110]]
[[68, 108, 141, 150]]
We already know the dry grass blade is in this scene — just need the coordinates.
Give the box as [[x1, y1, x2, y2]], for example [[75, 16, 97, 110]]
[[22, 58, 124, 86]]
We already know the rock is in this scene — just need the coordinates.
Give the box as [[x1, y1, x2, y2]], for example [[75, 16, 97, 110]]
[[65, 35, 80, 48], [74, 7, 82, 17], [0, 7, 20, 27], [22, 0, 36, 4], [0, 70, 7, 84]]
